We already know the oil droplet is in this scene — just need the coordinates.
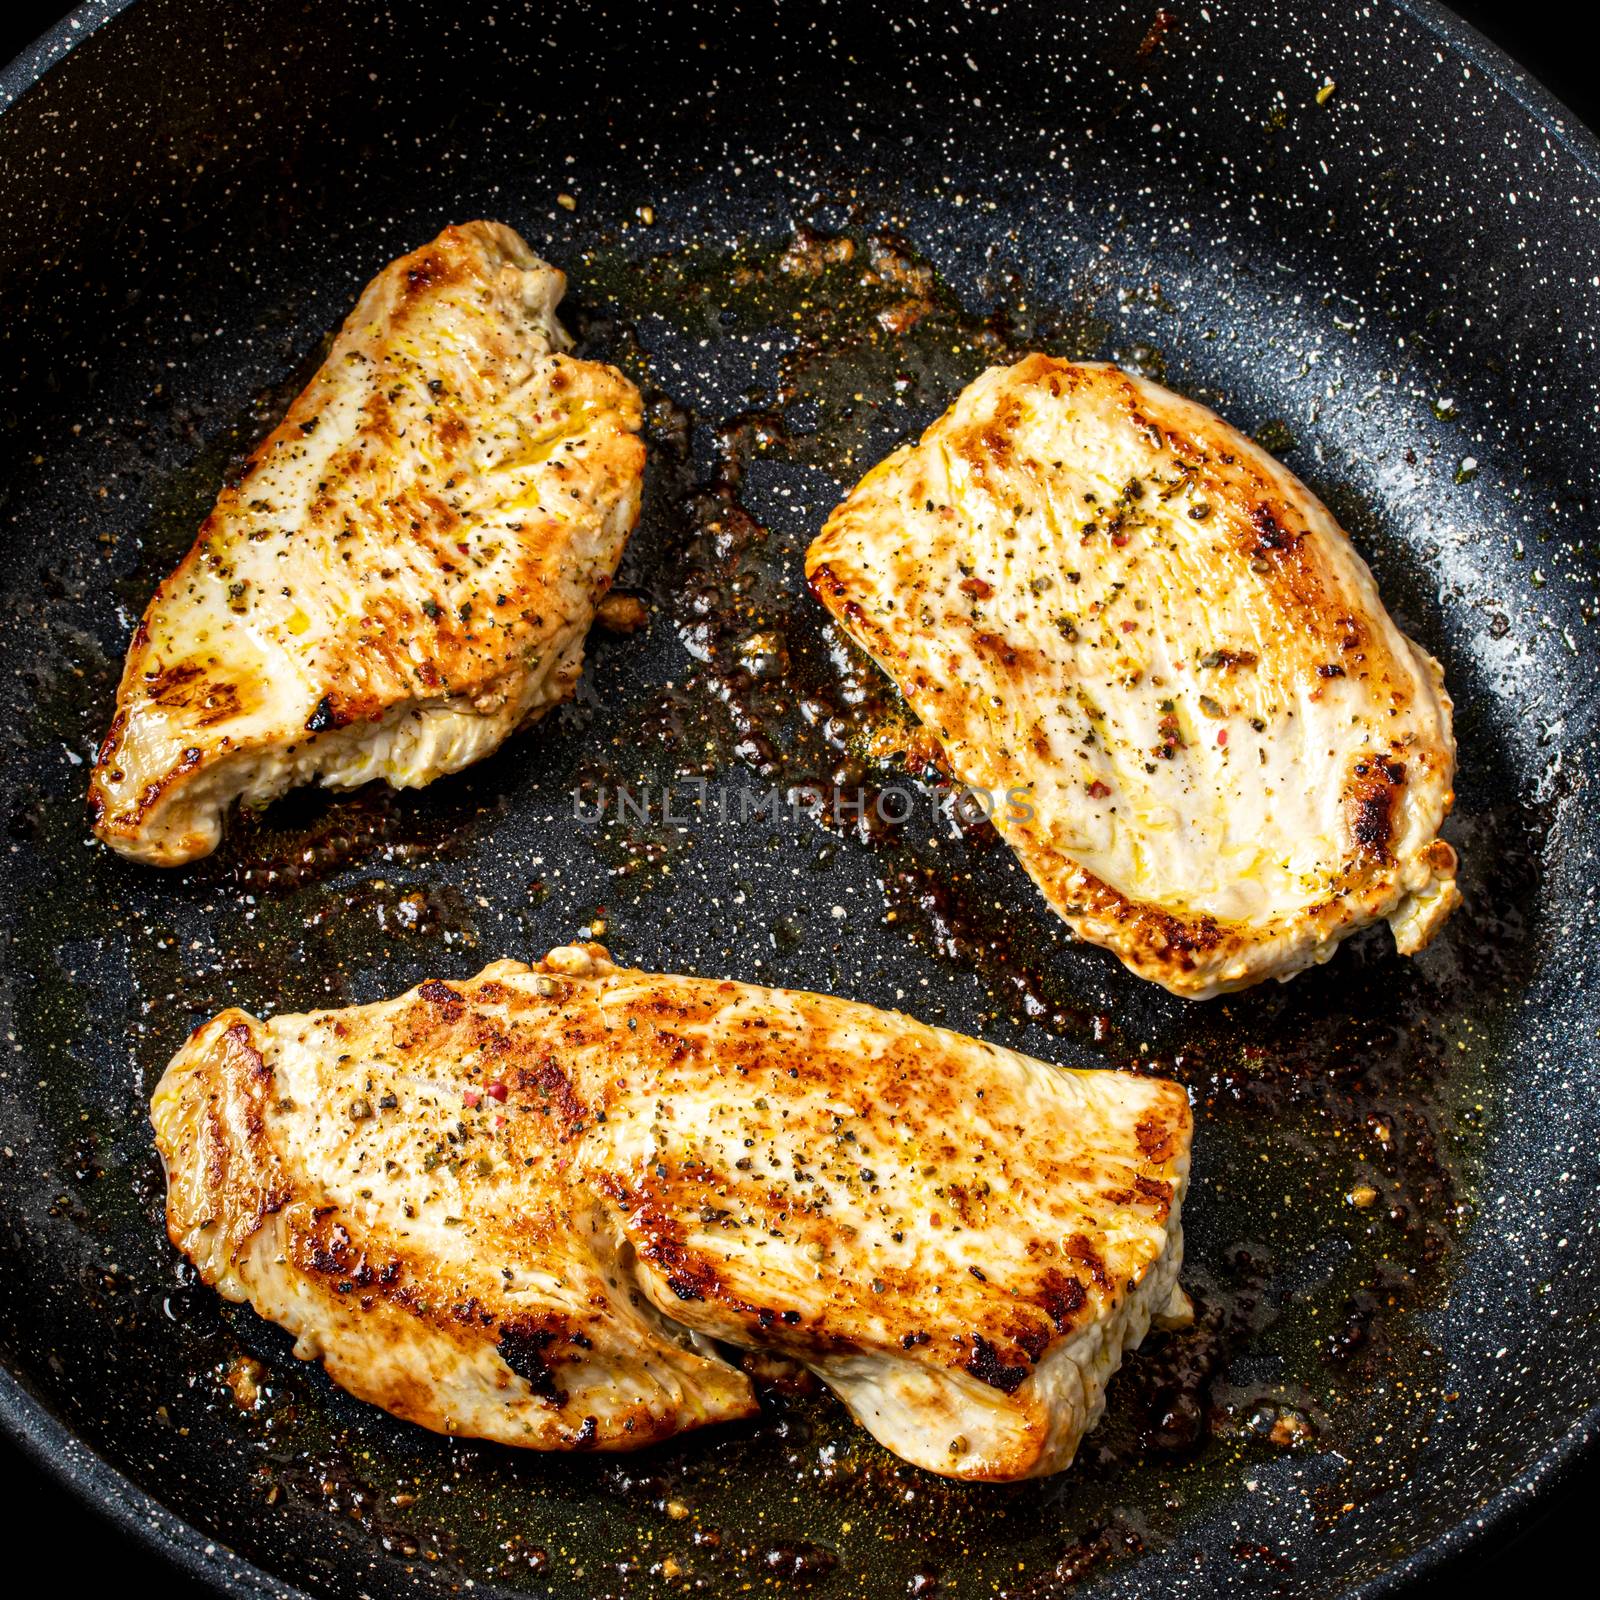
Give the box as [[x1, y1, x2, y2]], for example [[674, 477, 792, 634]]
[[1254, 418, 1296, 456]]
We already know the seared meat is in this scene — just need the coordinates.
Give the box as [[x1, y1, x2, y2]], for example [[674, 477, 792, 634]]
[[152, 944, 1192, 1480], [807, 357, 1459, 997], [91, 221, 644, 865]]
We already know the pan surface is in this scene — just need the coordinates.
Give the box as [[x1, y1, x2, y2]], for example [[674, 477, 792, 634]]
[[2, 1, 1597, 1596]]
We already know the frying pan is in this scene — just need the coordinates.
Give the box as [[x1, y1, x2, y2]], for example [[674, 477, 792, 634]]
[[2, 1, 1596, 1595]]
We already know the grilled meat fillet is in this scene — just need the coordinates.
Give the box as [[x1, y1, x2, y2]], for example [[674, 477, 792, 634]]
[[807, 357, 1460, 998], [152, 944, 1192, 1480], [91, 221, 645, 865]]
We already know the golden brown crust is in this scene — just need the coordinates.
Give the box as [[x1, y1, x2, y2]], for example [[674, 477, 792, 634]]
[[152, 948, 1191, 1479], [807, 357, 1460, 996], [92, 222, 645, 864]]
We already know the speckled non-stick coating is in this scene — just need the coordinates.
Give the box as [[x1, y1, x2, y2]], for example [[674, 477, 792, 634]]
[[2, 2, 1597, 1596]]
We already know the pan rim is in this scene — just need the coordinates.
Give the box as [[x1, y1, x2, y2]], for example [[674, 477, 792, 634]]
[[0, 1, 1596, 1596]]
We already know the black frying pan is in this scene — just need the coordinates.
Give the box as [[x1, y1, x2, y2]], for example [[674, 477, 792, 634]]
[[2, 2, 1597, 1596]]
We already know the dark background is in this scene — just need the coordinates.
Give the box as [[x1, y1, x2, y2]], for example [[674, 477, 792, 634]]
[[0, 2, 1588, 1593]]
